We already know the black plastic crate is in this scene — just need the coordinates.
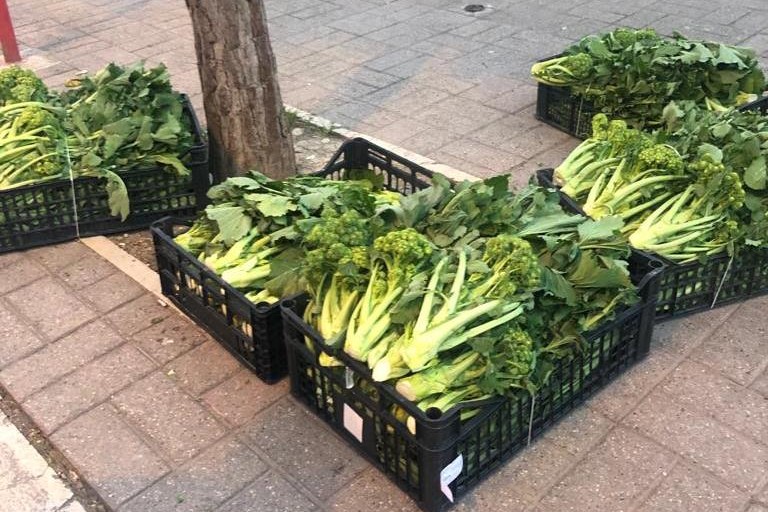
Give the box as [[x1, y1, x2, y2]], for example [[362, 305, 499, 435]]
[[535, 82, 596, 140], [535, 167, 768, 321], [281, 254, 662, 512], [534, 59, 768, 141], [152, 217, 287, 383], [0, 95, 210, 253], [151, 138, 436, 382]]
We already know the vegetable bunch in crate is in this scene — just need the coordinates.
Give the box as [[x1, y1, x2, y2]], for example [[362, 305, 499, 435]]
[[541, 98, 768, 318], [0, 63, 200, 220], [531, 28, 766, 134], [293, 173, 646, 423]]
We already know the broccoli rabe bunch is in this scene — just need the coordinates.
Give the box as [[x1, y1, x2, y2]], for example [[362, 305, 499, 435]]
[[302, 208, 377, 348], [303, 209, 373, 286], [606, 27, 659, 50], [0, 67, 48, 105], [638, 144, 684, 174], [629, 154, 746, 261], [344, 228, 434, 362], [13, 104, 62, 132], [689, 156, 745, 210], [530, 53, 593, 86], [467, 234, 541, 299]]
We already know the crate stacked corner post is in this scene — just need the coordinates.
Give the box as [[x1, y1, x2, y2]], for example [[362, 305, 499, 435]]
[[151, 138, 437, 383], [0, 95, 210, 253]]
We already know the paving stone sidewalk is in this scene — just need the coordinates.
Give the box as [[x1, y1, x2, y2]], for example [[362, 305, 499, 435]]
[[9, 0, 768, 180], [2, 0, 768, 510]]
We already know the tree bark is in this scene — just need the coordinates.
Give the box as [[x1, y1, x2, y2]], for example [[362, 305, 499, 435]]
[[186, 0, 296, 180]]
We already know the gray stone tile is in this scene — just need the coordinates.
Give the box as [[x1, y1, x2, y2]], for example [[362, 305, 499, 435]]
[[327, 468, 419, 512], [0, 301, 46, 370], [624, 391, 768, 492], [328, 12, 398, 36], [433, 139, 526, 173], [635, 462, 750, 512], [364, 48, 426, 72], [112, 372, 227, 464], [0, 251, 23, 269], [540, 405, 615, 457], [746, 504, 768, 512], [163, 341, 241, 397], [28, 242, 92, 271], [78, 271, 145, 313], [240, 397, 368, 501], [58, 253, 118, 290], [22, 344, 155, 434], [6, 277, 97, 342], [51, 403, 169, 510], [532, 427, 676, 512], [0, 257, 48, 294], [0, 320, 124, 400], [131, 313, 208, 365], [120, 437, 267, 512], [105, 294, 173, 337], [689, 300, 768, 386], [217, 471, 318, 512], [657, 360, 768, 444], [751, 367, 768, 398], [464, 437, 577, 509], [202, 369, 288, 427]]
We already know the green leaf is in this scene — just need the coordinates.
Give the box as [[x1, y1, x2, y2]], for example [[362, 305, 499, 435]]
[[539, 267, 577, 305], [102, 170, 130, 221], [568, 252, 631, 289], [577, 216, 623, 243], [152, 154, 190, 176], [744, 155, 766, 190], [714, 44, 747, 68], [205, 205, 252, 244], [244, 193, 298, 217]]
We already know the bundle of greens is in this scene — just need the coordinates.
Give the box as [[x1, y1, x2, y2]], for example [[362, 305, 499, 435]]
[[552, 105, 766, 263], [0, 63, 196, 220], [531, 28, 766, 129], [302, 175, 638, 419], [176, 170, 399, 306]]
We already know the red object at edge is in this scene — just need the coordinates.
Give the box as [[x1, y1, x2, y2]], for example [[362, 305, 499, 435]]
[[0, 0, 20, 63]]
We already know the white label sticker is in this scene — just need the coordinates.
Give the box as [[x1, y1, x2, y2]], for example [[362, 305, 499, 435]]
[[343, 404, 364, 443], [440, 454, 463, 502]]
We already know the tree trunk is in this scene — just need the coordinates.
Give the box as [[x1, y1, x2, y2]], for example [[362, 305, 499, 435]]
[[186, 0, 296, 180]]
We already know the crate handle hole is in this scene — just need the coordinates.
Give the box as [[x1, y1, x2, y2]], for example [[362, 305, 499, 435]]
[[426, 407, 443, 420]]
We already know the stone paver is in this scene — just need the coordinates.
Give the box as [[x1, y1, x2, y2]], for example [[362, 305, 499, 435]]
[[119, 437, 267, 512], [0, 412, 85, 512], [532, 427, 677, 512], [130, 313, 209, 365], [625, 390, 768, 493], [240, 397, 369, 501], [0, 320, 124, 401], [4, 1, 768, 511], [111, 371, 227, 464], [6, 277, 96, 342], [0, 301, 46, 370], [51, 404, 170, 510], [202, 369, 288, 427], [634, 462, 750, 512]]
